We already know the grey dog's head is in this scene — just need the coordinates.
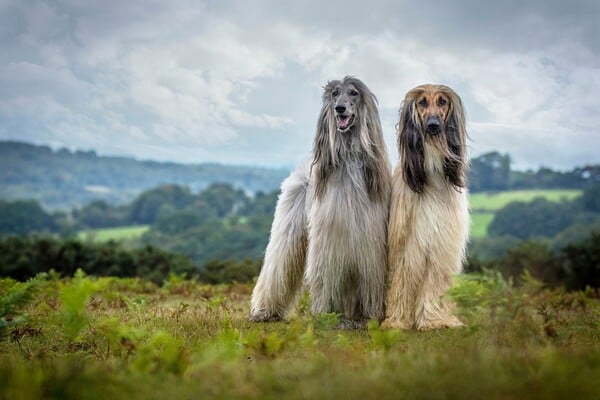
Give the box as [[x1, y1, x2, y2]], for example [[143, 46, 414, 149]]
[[330, 81, 360, 132], [322, 77, 372, 133], [312, 76, 390, 201]]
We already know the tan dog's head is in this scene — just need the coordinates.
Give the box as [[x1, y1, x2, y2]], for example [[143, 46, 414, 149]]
[[397, 84, 467, 193]]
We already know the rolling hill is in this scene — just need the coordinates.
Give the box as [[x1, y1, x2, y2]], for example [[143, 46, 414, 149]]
[[0, 141, 289, 210]]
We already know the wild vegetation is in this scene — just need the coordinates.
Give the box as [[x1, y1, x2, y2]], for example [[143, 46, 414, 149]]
[[0, 271, 598, 399]]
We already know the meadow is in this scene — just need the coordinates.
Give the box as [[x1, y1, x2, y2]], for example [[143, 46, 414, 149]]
[[78, 225, 150, 242], [1, 271, 599, 399]]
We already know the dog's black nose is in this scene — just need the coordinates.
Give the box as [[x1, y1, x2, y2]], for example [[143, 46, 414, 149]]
[[426, 116, 441, 133], [335, 105, 346, 114]]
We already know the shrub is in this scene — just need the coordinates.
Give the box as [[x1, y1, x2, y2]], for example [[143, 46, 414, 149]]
[[0, 236, 196, 284], [560, 232, 600, 290]]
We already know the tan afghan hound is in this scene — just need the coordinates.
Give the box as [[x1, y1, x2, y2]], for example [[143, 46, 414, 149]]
[[382, 84, 469, 331], [249, 77, 391, 327]]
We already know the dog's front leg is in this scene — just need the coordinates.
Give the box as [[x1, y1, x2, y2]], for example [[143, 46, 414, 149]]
[[249, 167, 309, 322]]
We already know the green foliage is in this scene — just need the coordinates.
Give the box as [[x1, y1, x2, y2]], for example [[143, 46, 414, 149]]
[[0, 274, 44, 336], [560, 233, 600, 290], [59, 270, 104, 340], [368, 320, 402, 351], [467, 235, 521, 262], [582, 184, 600, 212], [0, 200, 58, 236], [469, 151, 511, 191], [0, 236, 196, 284], [1, 275, 598, 400], [131, 331, 186, 375], [74, 200, 128, 228], [499, 241, 561, 285], [469, 233, 600, 290], [312, 312, 341, 330], [488, 198, 579, 239], [198, 259, 261, 284], [127, 185, 195, 225]]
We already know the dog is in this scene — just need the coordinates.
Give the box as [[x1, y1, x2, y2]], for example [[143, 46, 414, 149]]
[[382, 84, 469, 331], [249, 76, 391, 326]]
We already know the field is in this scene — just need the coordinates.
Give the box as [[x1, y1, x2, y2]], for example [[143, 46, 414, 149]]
[[469, 190, 581, 211], [1, 272, 599, 399], [78, 225, 149, 242], [469, 189, 581, 238]]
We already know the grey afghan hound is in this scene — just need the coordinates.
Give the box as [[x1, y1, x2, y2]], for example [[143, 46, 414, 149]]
[[383, 84, 469, 330], [249, 76, 391, 326]]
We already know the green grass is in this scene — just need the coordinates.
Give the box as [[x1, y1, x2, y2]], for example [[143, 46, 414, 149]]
[[78, 225, 149, 242], [1, 272, 599, 399], [468, 189, 582, 238], [470, 212, 495, 238], [469, 189, 581, 212]]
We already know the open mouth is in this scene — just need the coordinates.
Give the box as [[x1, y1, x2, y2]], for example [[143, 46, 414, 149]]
[[336, 114, 355, 132]]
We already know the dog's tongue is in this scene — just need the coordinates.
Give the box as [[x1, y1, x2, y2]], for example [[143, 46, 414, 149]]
[[337, 116, 350, 129]]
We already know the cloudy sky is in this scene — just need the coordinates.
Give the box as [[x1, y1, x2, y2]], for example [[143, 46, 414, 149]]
[[1, 0, 599, 170]]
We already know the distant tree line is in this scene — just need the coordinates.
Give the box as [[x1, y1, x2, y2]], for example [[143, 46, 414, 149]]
[[0, 140, 288, 210], [469, 151, 600, 192], [0, 235, 261, 285], [2, 141, 599, 210], [0, 236, 195, 284]]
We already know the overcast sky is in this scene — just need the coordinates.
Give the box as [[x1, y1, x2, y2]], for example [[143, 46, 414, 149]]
[[1, 0, 599, 170]]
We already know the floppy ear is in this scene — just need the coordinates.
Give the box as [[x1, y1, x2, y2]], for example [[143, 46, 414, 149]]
[[398, 100, 426, 194], [312, 87, 337, 200], [355, 81, 389, 202], [443, 92, 467, 189]]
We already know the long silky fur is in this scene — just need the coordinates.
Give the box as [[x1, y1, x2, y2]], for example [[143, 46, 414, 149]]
[[250, 76, 391, 323], [382, 84, 470, 330]]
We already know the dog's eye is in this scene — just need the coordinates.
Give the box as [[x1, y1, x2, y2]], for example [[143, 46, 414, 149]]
[[350, 90, 359, 96], [438, 98, 447, 106], [332, 90, 339, 97], [418, 99, 427, 107]]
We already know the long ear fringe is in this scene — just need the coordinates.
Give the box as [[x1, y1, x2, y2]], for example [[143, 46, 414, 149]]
[[312, 102, 335, 200], [443, 90, 468, 190], [357, 83, 390, 201], [398, 100, 427, 194]]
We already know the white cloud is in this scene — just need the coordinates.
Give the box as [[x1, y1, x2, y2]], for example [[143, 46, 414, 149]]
[[0, 0, 598, 169]]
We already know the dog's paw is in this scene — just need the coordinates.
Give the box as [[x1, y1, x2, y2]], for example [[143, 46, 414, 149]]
[[380, 318, 412, 330], [417, 316, 464, 331], [248, 311, 283, 323], [336, 319, 366, 330]]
